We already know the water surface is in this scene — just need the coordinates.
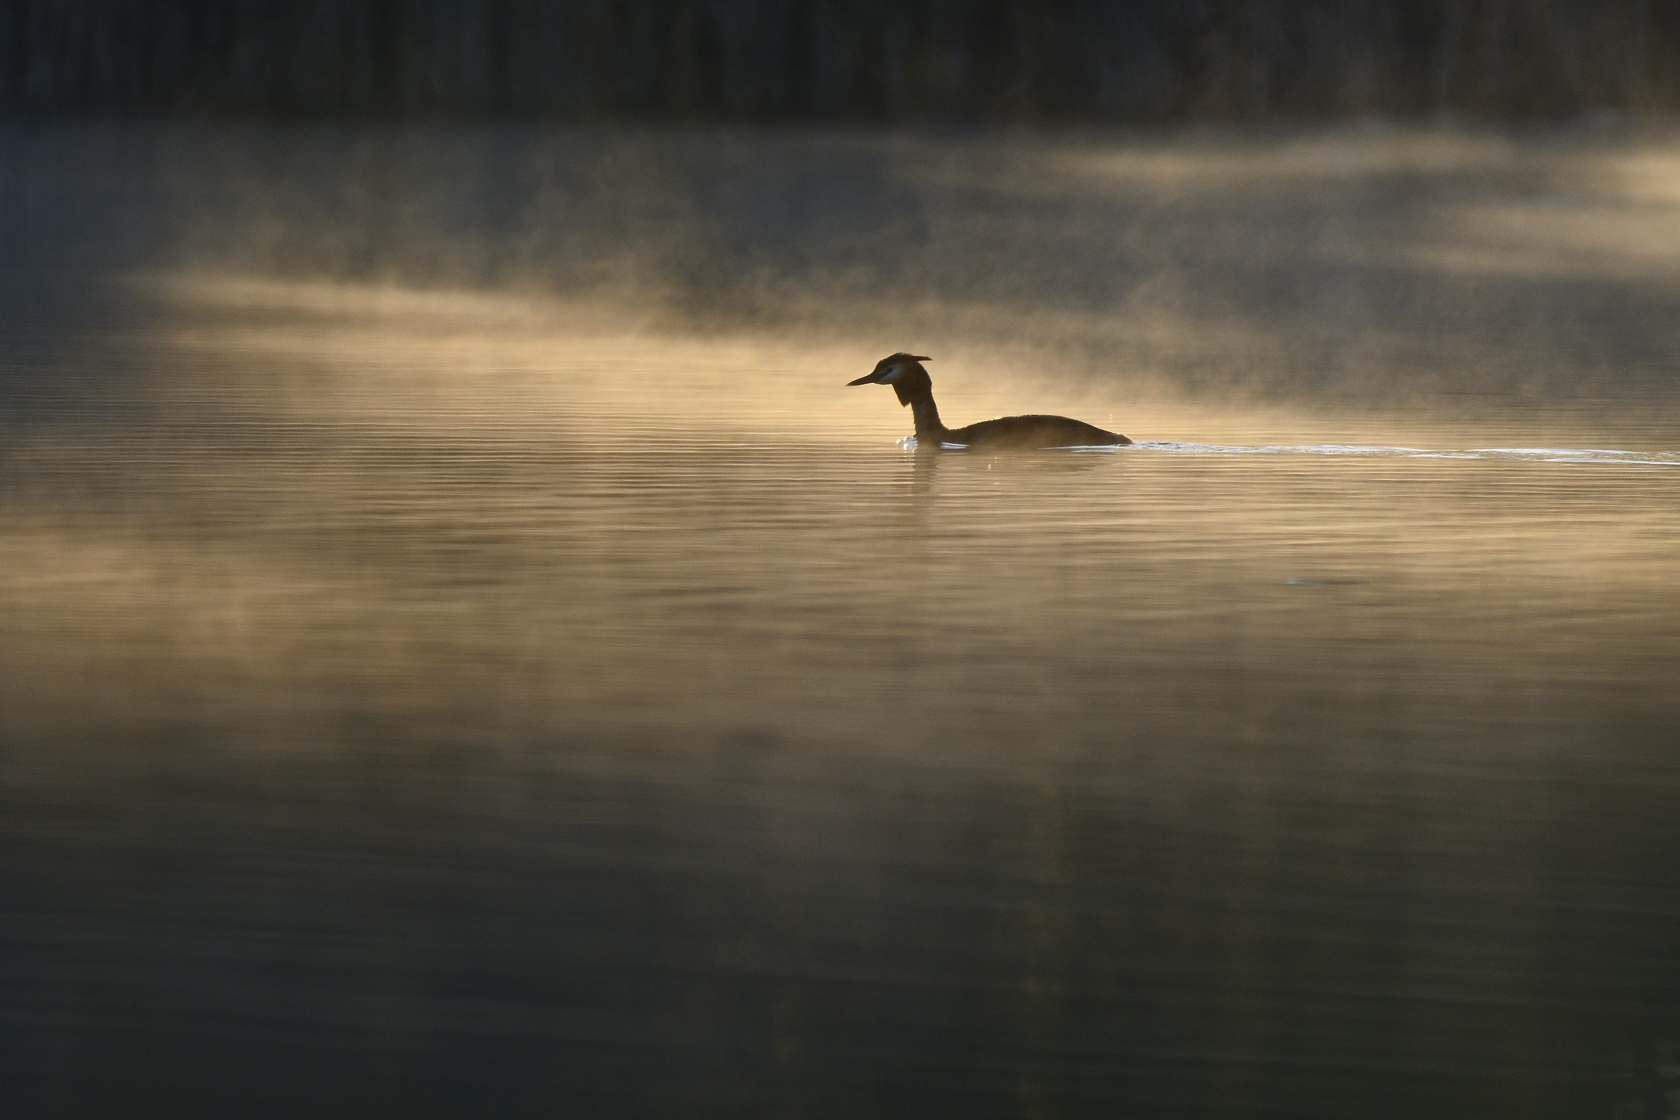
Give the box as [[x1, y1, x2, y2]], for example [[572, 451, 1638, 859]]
[[3, 125, 1680, 1119]]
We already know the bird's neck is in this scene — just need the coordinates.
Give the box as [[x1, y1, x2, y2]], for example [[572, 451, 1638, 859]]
[[910, 394, 946, 438]]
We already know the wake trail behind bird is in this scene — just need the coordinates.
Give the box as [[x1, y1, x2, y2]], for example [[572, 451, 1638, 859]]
[[1129, 442, 1680, 466]]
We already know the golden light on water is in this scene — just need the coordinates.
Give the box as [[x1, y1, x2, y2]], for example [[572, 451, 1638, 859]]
[[7, 255, 1679, 747]]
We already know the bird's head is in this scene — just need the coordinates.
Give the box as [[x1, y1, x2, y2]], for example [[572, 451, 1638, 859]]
[[847, 353, 933, 406]]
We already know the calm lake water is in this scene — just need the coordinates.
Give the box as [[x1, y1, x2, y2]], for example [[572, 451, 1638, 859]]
[[3, 124, 1680, 1118]]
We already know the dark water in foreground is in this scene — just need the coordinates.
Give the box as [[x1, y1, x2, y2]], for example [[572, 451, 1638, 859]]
[[3, 126, 1680, 1118]]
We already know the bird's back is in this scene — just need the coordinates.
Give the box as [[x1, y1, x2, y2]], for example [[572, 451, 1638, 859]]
[[941, 414, 1130, 449]]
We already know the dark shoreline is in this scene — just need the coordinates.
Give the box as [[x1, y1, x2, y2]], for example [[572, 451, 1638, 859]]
[[4, 1, 1680, 121]]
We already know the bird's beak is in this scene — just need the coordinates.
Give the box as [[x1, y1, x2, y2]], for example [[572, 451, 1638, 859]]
[[847, 371, 885, 386]]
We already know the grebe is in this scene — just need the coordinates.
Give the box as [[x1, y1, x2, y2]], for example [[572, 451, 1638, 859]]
[[848, 354, 1130, 449]]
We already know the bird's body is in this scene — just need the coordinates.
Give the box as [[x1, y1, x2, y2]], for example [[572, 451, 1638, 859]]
[[848, 353, 1130, 449], [940, 414, 1126, 449]]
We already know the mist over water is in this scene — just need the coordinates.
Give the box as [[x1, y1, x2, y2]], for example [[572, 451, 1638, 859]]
[[4, 123, 1680, 1118]]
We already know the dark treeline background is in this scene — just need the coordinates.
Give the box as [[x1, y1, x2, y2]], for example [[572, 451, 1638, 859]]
[[4, 0, 1680, 120]]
